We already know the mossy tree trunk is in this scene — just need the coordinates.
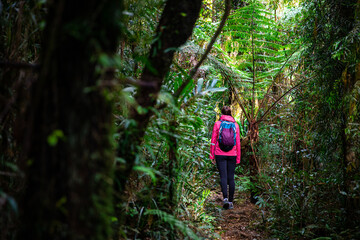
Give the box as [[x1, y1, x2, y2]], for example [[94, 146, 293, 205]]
[[18, 0, 123, 239]]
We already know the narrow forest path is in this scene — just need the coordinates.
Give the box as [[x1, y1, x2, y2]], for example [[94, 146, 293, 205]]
[[208, 189, 267, 240]]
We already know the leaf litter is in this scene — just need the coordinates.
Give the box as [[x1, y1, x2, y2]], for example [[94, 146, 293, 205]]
[[208, 189, 268, 240]]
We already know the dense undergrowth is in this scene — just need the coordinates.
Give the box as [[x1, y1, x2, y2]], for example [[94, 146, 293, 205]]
[[1, 0, 359, 239], [116, 0, 360, 239]]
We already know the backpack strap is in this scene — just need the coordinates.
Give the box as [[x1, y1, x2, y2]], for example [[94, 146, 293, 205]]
[[218, 120, 224, 142], [231, 122, 236, 144]]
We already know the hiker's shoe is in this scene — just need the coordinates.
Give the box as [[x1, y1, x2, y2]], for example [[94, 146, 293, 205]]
[[223, 198, 229, 209], [228, 202, 234, 209]]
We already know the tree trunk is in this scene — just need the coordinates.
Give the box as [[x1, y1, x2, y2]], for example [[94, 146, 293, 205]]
[[18, 0, 123, 239], [115, 0, 202, 202]]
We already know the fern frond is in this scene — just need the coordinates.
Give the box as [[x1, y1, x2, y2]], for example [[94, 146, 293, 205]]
[[145, 209, 200, 240]]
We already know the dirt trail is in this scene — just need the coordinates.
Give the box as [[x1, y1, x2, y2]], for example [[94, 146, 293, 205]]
[[209, 190, 267, 240]]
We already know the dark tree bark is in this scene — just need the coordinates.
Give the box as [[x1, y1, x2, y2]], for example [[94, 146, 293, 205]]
[[0, 2, 44, 238], [18, 0, 123, 239], [337, 0, 358, 228], [115, 0, 202, 198]]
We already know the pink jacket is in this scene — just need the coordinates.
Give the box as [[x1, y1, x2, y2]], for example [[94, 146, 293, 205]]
[[210, 115, 241, 164]]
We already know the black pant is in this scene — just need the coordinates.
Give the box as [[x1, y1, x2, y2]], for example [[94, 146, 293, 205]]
[[215, 155, 236, 202]]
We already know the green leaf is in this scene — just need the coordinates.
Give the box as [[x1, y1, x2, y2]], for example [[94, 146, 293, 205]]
[[197, 78, 204, 94], [98, 53, 112, 67], [202, 87, 227, 95], [55, 196, 67, 208], [115, 157, 126, 164], [133, 166, 157, 184], [145, 209, 200, 240], [210, 78, 218, 88], [47, 130, 65, 147], [7, 196, 18, 215]]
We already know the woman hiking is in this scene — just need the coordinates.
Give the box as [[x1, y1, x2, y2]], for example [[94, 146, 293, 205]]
[[210, 106, 241, 209]]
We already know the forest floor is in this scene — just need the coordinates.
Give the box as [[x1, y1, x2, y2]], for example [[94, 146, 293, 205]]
[[208, 189, 268, 240]]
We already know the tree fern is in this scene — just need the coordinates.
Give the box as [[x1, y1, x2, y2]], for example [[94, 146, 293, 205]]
[[223, 1, 293, 118]]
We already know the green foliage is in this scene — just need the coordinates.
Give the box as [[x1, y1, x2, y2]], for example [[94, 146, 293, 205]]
[[2, 0, 360, 239], [114, 83, 221, 238], [223, 1, 295, 114], [252, 1, 360, 239], [47, 129, 65, 147], [145, 209, 200, 239], [119, 0, 164, 77], [236, 175, 253, 192]]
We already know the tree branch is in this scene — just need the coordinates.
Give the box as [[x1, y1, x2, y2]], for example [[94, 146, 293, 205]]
[[250, 140, 260, 173], [120, 77, 157, 88], [256, 81, 304, 124], [254, 47, 300, 120], [227, 77, 251, 122], [173, 0, 231, 99], [116, 0, 203, 197]]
